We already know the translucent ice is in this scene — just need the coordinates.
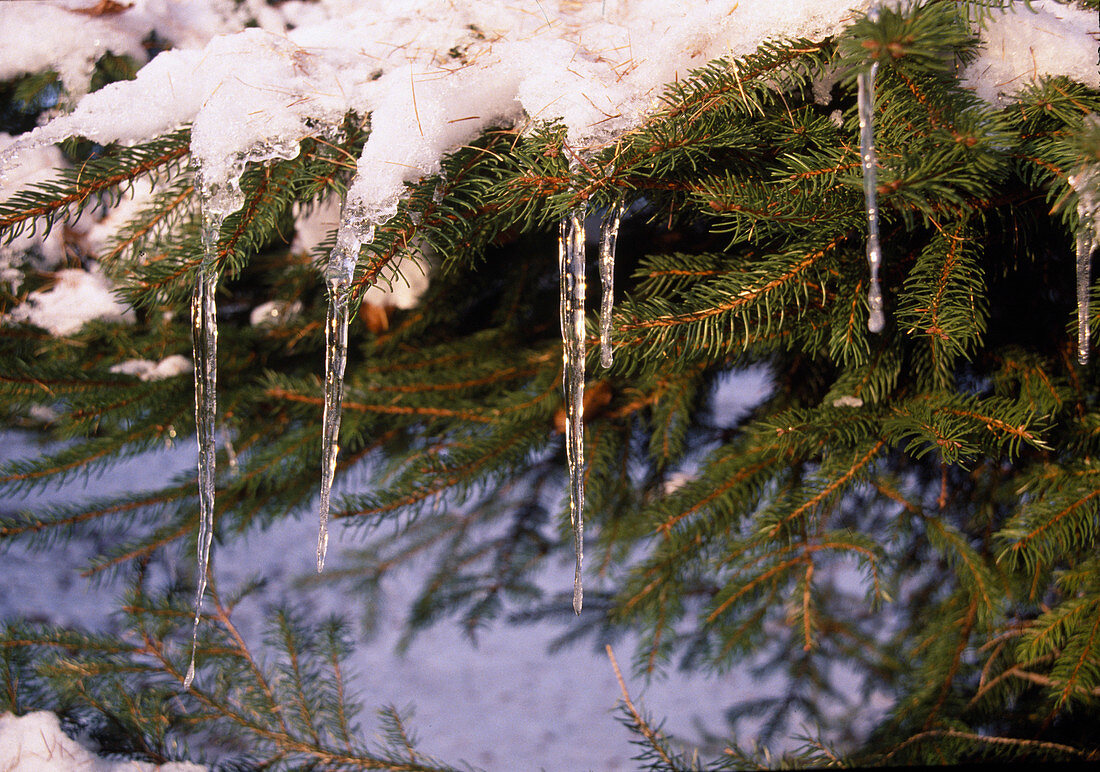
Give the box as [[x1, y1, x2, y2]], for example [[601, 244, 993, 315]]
[[184, 206, 223, 690], [316, 222, 373, 573], [858, 7, 884, 334], [599, 202, 624, 369], [559, 205, 587, 614]]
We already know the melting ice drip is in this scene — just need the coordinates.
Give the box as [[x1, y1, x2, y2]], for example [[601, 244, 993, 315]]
[[316, 222, 372, 573], [1070, 165, 1099, 365], [859, 5, 885, 334], [559, 205, 587, 614], [598, 201, 624, 369], [184, 207, 223, 690]]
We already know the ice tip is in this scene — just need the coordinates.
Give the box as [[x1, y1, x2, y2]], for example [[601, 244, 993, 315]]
[[183, 660, 196, 690], [573, 588, 583, 615], [868, 308, 885, 334], [316, 535, 328, 573]]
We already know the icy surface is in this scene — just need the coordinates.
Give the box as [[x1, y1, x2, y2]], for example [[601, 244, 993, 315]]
[[6, 267, 134, 336], [0, 711, 205, 772], [292, 197, 431, 309]]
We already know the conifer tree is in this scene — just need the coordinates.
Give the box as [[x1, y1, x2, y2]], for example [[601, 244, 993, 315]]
[[1, 1, 1100, 769]]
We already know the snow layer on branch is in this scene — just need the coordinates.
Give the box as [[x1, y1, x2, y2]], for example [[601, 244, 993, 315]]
[[7, 266, 134, 336], [0, 0, 242, 96], [0, 710, 205, 771], [2, 0, 866, 225], [964, 0, 1100, 105], [3, 0, 1099, 228]]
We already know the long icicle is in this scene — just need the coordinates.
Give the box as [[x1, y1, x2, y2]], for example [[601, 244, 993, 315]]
[[184, 207, 223, 690], [599, 201, 623, 369], [560, 204, 587, 614], [1071, 164, 1098, 366], [317, 224, 370, 573], [859, 6, 885, 334], [1076, 226, 1093, 365]]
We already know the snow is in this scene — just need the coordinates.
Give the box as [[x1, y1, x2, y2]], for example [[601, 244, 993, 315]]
[[109, 354, 192, 381], [0, 0, 242, 97], [1, 0, 867, 227], [963, 0, 1100, 105], [0, 711, 205, 772], [249, 299, 302, 327], [6, 266, 134, 336], [0, 134, 67, 278]]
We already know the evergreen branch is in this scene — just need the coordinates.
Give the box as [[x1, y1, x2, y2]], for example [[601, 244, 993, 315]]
[[606, 644, 680, 770], [0, 131, 190, 241], [886, 728, 1095, 763], [922, 595, 977, 730]]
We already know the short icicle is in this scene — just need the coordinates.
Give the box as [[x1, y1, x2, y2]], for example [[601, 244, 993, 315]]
[[316, 223, 370, 573], [598, 201, 624, 369], [560, 204, 587, 614], [184, 206, 223, 690], [859, 5, 885, 334]]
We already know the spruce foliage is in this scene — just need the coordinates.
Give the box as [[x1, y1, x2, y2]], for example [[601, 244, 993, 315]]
[[2, 1, 1100, 768]]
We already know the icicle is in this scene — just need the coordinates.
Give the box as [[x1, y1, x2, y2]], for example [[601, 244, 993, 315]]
[[316, 223, 371, 573], [859, 5, 885, 334], [559, 204, 586, 614], [598, 201, 623, 369], [1071, 163, 1100, 366], [184, 206, 223, 690], [1076, 227, 1093, 365]]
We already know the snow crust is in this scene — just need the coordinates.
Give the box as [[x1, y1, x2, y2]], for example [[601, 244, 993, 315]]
[[0, 711, 205, 772], [7, 266, 134, 336]]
